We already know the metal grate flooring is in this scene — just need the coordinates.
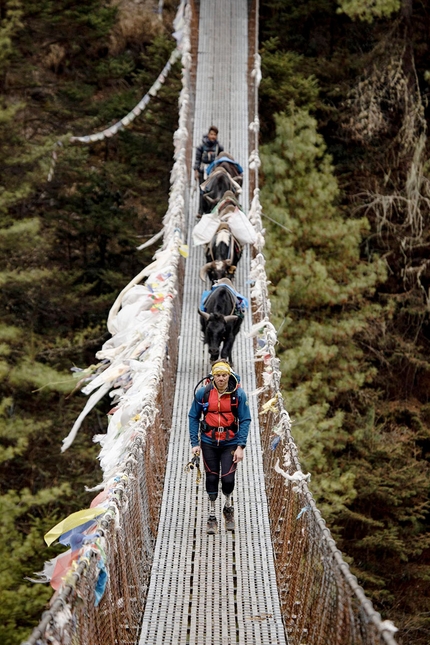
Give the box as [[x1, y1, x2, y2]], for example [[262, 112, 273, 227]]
[[139, 1, 287, 643]]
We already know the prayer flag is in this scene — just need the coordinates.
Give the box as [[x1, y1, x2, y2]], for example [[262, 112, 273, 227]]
[[44, 507, 106, 546]]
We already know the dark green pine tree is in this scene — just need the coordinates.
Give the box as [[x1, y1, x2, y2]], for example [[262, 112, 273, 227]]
[[261, 108, 386, 515], [259, 0, 430, 639], [261, 107, 430, 638], [337, 0, 401, 21], [0, 214, 103, 643], [0, 0, 180, 640]]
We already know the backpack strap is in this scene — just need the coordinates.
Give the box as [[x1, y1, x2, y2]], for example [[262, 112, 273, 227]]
[[202, 382, 212, 411], [230, 389, 238, 413]]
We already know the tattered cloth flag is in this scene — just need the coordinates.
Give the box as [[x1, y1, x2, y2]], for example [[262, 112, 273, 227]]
[[49, 550, 79, 590], [95, 559, 108, 606], [26, 549, 80, 590], [44, 507, 106, 546], [59, 520, 100, 551], [90, 487, 110, 508]]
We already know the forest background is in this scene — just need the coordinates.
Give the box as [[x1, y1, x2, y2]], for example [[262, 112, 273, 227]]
[[1, 0, 429, 643]]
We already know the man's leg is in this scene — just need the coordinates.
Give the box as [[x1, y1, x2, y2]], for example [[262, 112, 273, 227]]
[[201, 443, 221, 534], [220, 446, 237, 531], [197, 170, 205, 217]]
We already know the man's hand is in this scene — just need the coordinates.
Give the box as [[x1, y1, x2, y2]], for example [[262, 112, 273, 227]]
[[192, 446, 200, 455], [233, 446, 244, 463]]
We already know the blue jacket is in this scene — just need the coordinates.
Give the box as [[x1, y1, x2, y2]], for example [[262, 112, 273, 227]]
[[206, 156, 244, 176], [189, 382, 251, 448]]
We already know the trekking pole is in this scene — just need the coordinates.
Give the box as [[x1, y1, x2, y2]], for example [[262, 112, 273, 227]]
[[184, 451, 201, 485]]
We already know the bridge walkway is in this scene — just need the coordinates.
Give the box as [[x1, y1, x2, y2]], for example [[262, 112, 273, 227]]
[[138, 1, 287, 644]]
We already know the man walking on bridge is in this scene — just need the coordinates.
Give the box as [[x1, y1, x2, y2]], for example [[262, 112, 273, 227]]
[[188, 360, 251, 534], [193, 125, 224, 218]]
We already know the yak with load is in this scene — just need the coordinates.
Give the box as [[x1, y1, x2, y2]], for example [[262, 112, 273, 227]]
[[200, 153, 243, 215], [199, 222, 242, 285], [198, 277, 247, 363]]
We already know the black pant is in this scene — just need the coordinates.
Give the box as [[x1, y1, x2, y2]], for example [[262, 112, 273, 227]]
[[197, 169, 206, 214], [201, 443, 237, 500]]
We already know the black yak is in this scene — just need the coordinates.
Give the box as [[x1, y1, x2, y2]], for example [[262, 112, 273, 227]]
[[198, 278, 245, 363]]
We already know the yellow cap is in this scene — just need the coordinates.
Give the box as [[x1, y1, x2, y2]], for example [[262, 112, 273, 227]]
[[211, 361, 232, 375]]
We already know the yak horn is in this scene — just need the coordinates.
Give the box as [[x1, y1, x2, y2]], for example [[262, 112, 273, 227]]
[[199, 262, 213, 281], [224, 315, 238, 322], [198, 308, 210, 320]]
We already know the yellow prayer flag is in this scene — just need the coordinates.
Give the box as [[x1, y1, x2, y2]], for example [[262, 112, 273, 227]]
[[179, 245, 189, 258], [260, 397, 278, 415], [44, 507, 106, 546]]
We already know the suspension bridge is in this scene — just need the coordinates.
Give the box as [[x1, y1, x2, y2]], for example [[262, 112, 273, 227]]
[[24, 1, 398, 644]]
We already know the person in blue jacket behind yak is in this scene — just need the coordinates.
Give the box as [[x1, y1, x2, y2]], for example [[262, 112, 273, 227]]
[[189, 359, 251, 534]]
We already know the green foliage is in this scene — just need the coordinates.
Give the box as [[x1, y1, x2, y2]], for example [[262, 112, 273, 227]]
[[0, 0, 23, 73], [261, 108, 385, 493], [9, 359, 77, 393], [260, 39, 319, 138], [337, 0, 401, 21], [0, 1, 180, 639], [94, 51, 135, 84], [338, 407, 430, 612], [0, 485, 71, 645], [22, 0, 117, 67], [261, 1, 430, 638]]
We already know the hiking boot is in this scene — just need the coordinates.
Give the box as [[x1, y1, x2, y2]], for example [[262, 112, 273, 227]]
[[206, 515, 218, 535], [223, 505, 235, 531]]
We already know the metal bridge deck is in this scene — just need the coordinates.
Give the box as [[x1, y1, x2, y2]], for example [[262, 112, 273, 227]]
[[139, 2, 287, 643]]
